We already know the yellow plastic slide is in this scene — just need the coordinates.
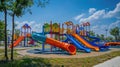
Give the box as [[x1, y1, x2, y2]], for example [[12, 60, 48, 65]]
[[9, 36, 24, 48], [71, 33, 99, 51]]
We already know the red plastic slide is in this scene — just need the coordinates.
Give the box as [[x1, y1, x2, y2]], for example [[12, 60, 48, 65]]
[[9, 36, 24, 48], [45, 38, 76, 55]]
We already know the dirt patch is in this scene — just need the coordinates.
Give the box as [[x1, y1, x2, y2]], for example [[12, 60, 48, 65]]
[[17, 48, 120, 58]]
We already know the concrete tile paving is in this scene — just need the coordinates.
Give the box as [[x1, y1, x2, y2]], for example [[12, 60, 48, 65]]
[[94, 56, 120, 67]]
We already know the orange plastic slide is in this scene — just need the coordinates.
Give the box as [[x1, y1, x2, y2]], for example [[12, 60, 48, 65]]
[[45, 38, 76, 55], [71, 33, 99, 51], [105, 42, 120, 46], [9, 36, 24, 48]]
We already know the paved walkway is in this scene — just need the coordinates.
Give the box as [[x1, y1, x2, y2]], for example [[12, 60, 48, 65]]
[[94, 56, 120, 67], [17, 48, 120, 58]]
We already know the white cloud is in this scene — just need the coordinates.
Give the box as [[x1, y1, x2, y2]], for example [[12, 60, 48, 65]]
[[74, 2, 120, 23], [91, 21, 120, 35], [89, 8, 96, 14], [74, 14, 84, 21], [109, 20, 120, 29], [15, 21, 43, 32], [73, 2, 120, 36], [104, 2, 120, 18], [79, 10, 105, 23]]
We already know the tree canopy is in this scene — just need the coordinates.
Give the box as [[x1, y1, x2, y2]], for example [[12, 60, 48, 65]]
[[110, 27, 120, 41]]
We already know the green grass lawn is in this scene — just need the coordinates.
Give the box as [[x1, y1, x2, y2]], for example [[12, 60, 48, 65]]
[[0, 48, 120, 67]]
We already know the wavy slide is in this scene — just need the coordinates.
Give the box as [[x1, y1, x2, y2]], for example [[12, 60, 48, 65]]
[[9, 36, 24, 48], [31, 33, 76, 55], [71, 33, 99, 51], [65, 34, 91, 53]]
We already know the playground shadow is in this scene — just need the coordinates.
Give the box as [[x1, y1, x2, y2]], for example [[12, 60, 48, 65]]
[[76, 48, 111, 53], [99, 49, 111, 52], [76, 50, 89, 53], [109, 46, 120, 48], [27, 49, 70, 55], [0, 60, 9, 64]]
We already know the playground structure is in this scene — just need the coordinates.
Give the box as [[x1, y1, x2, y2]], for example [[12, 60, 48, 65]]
[[9, 24, 32, 48], [9, 21, 120, 55], [30, 33, 76, 55]]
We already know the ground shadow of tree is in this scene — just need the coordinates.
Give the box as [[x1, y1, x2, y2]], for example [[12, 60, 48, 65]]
[[12, 58, 52, 67], [0, 58, 52, 67]]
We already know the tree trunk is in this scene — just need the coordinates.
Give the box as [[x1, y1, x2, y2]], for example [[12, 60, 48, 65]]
[[4, 9, 8, 61], [11, 14, 15, 61]]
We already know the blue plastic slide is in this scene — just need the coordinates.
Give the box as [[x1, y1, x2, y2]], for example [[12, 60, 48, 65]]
[[81, 35, 109, 51], [87, 35, 100, 43], [65, 34, 91, 53], [76, 28, 109, 51]]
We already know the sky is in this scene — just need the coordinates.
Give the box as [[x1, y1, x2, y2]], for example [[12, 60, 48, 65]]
[[0, 0, 120, 36]]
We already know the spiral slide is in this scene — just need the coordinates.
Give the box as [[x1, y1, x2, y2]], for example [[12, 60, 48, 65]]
[[71, 33, 99, 51], [31, 33, 76, 55], [9, 36, 24, 48]]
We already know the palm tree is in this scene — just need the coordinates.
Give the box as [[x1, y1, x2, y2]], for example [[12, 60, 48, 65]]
[[0, 0, 10, 61], [110, 27, 119, 41]]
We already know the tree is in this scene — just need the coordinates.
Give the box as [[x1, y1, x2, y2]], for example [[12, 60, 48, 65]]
[[96, 34, 100, 38], [9, 0, 49, 61], [9, 0, 33, 61], [99, 34, 105, 41], [0, 0, 10, 61], [106, 36, 114, 42], [110, 27, 119, 41], [89, 31, 95, 36]]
